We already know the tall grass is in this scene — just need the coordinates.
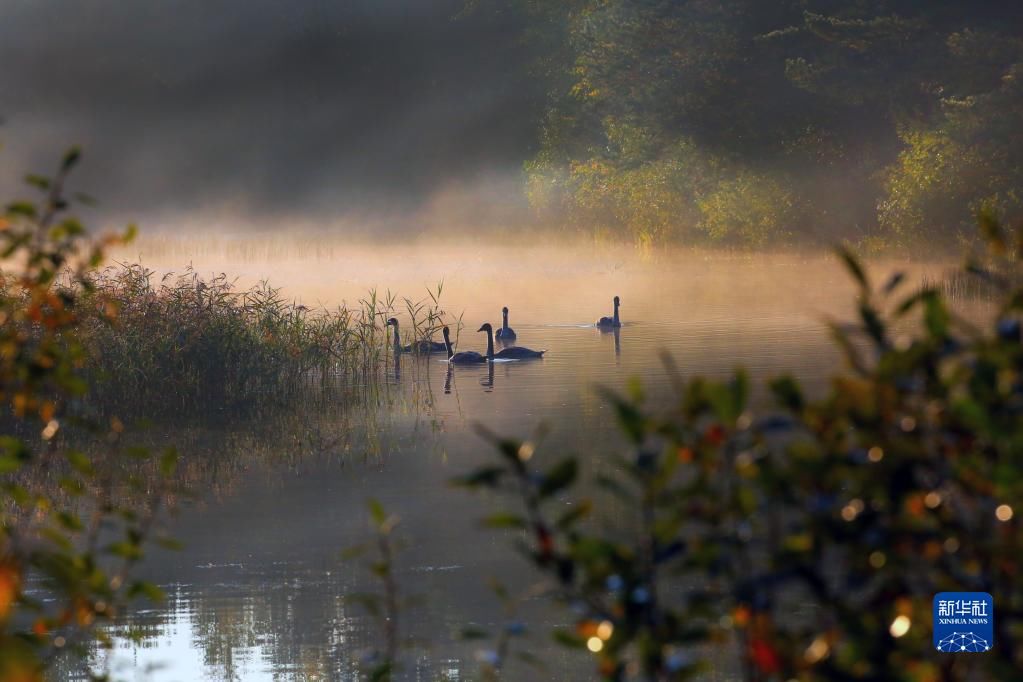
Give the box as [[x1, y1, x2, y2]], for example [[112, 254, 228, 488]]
[[72, 263, 453, 415]]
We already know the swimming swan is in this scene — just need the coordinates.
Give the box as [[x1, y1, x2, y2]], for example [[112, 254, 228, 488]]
[[479, 323, 545, 359], [495, 306, 517, 341], [442, 326, 486, 364], [387, 318, 447, 354], [596, 296, 621, 329]]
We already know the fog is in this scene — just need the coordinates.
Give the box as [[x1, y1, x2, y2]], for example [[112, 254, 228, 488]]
[[0, 0, 540, 230]]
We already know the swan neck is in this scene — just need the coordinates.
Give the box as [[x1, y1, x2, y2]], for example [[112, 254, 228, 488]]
[[502, 310, 509, 330], [613, 301, 619, 325], [391, 324, 401, 351], [443, 333, 453, 359], [486, 329, 494, 359]]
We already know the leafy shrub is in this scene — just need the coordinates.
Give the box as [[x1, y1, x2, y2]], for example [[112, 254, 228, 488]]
[[459, 216, 1023, 680], [1, 151, 176, 681], [698, 171, 799, 247]]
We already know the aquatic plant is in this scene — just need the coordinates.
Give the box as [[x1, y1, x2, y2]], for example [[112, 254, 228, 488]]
[[66, 265, 454, 417], [342, 500, 408, 682], [458, 213, 1023, 680]]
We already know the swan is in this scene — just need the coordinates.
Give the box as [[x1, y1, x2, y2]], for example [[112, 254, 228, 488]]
[[478, 323, 545, 359], [387, 317, 447, 354], [596, 296, 621, 329], [442, 326, 486, 364], [495, 306, 517, 341]]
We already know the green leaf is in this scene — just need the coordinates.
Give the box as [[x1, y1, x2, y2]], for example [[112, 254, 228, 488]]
[[923, 292, 949, 339], [859, 300, 886, 348], [482, 512, 527, 529], [106, 541, 143, 560], [56, 512, 83, 532], [155, 536, 184, 551], [341, 544, 369, 561], [626, 375, 645, 403], [769, 375, 804, 412], [127, 581, 165, 602], [729, 369, 748, 421], [62, 146, 82, 171], [6, 201, 37, 218], [66, 450, 94, 476], [599, 387, 645, 443], [552, 629, 586, 649], [24, 174, 50, 190], [539, 458, 578, 498], [0, 455, 23, 474], [882, 272, 905, 295], [159, 448, 178, 476], [369, 662, 393, 682], [450, 466, 505, 488], [368, 498, 387, 525], [836, 245, 868, 290]]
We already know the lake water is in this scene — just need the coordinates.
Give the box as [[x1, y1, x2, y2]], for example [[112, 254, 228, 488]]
[[68, 240, 952, 681]]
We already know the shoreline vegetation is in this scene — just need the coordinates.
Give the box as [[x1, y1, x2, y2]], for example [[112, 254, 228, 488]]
[[377, 218, 1023, 682], [0, 154, 455, 682], [1, 152, 1020, 682], [478, 2, 1023, 250], [74, 262, 453, 416]]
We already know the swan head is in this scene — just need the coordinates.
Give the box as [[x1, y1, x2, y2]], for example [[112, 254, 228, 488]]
[[502, 306, 509, 314], [442, 326, 451, 339], [477, 323, 493, 333], [613, 296, 620, 306], [386, 317, 399, 326]]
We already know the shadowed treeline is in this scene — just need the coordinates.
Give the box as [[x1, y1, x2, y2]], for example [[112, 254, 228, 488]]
[[479, 1, 1023, 249]]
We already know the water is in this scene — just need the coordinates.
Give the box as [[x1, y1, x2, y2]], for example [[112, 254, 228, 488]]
[[72, 241, 951, 681]]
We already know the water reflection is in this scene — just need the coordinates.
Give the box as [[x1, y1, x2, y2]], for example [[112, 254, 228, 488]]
[[56, 247, 963, 681]]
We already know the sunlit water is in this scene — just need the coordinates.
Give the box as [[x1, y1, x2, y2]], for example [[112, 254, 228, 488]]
[[61, 240, 956, 681]]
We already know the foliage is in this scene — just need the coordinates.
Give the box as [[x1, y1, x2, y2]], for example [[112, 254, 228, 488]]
[[486, 0, 1023, 247], [55, 265, 454, 416], [457, 217, 1023, 680], [342, 500, 409, 682], [0, 151, 177, 681], [698, 171, 799, 247], [880, 65, 1023, 240]]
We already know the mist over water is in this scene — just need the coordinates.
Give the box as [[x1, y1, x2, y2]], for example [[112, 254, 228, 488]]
[[2, 0, 1018, 677], [69, 238, 956, 681]]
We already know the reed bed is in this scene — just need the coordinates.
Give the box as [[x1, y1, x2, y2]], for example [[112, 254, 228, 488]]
[[72, 263, 451, 414], [919, 264, 1022, 302]]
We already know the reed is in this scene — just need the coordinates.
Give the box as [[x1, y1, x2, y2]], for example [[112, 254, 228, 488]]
[[70, 263, 453, 415]]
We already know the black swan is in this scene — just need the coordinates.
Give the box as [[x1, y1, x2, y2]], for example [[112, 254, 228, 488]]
[[596, 296, 621, 329], [478, 323, 545, 359], [442, 326, 486, 364], [386, 317, 446, 354], [495, 306, 517, 341]]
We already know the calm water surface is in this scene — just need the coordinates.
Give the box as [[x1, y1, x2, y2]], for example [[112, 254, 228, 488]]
[[70, 242, 950, 681]]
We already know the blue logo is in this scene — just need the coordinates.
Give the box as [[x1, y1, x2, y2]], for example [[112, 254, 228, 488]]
[[933, 592, 994, 653]]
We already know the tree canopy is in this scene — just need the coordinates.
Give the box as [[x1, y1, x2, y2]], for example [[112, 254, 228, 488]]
[[489, 0, 1023, 248]]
